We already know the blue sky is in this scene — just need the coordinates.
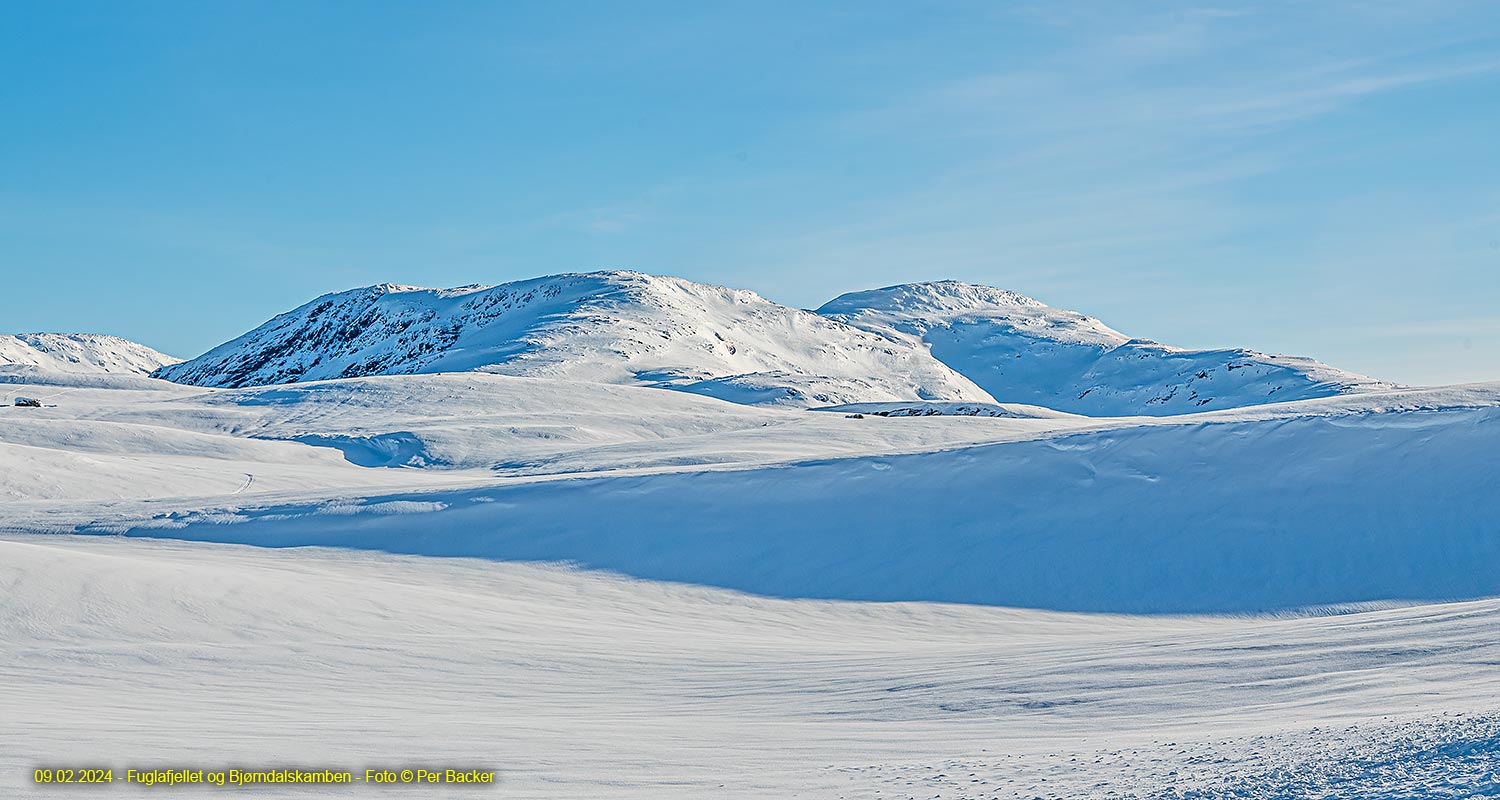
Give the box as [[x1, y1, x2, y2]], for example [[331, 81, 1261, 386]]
[[2, 1, 1497, 384]]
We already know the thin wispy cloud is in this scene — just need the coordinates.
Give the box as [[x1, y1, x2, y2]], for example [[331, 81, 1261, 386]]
[[3, 1, 1495, 383], [726, 3, 1500, 382]]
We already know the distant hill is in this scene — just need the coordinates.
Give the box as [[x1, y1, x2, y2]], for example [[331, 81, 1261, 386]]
[[819, 280, 1392, 415], [0, 333, 180, 377], [155, 270, 1391, 414], [153, 271, 989, 408]]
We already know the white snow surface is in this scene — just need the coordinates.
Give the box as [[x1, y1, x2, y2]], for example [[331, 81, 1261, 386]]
[[155, 271, 1397, 415], [813, 400, 1081, 418], [820, 280, 1395, 415], [4, 369, 1498, 613], [0, 332, 179, 378], [4, 313, 1498, 797], [4, 536, 1500, 799], [0, 372, 1078, 501], [154, 271, 991, 407]]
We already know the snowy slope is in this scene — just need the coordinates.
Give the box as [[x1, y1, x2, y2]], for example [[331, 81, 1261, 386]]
[[6, 372, 1498, 612], [5, 535, 1499, 799], [813, 400, 1082, 419], [0, 378, 443, 502], [47, 392, 1497, 614], [5, 359, 1498, 797], [155, 272, 991, 408], [6, 279, 1497, 799], [819, 281, 1393, 415], [0, 371, 1076, 500], [190, 374, 1058, 474], [0, 333, 179, 377], [152, 272, 1397, 415]]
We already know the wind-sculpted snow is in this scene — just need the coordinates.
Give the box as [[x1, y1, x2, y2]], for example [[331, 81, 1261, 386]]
[[154, 271, 990, 407], [0, 332, 179, 377], [5, 371, 1497, 612], [5, 536, 1500, 799], [5, 348, 1498, 796], [0, 372, 1079, 499], [813, 400, 1081, 418], [820, 280, 1394, 415], [38, 393, 1500, 614]]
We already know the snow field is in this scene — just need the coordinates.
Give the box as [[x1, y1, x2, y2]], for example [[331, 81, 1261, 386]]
[[3, 536, 1497, 799], [3, 293, 1496, 798]]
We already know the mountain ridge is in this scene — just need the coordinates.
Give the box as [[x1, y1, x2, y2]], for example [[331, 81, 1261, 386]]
[[154, 270, 1392, 414], [1, 333, 181, 377], [819, 280, 1393, 415], [153, 271, 991, 407]]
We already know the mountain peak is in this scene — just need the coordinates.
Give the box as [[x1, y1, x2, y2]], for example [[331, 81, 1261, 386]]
[[820, 281, 1129, 349], [154, 271, 990, 407], [821, 282, 1389, 415], [821, 280, 1047, 316], [151, 269, 1391, 416], [1, 333, 181, 376]]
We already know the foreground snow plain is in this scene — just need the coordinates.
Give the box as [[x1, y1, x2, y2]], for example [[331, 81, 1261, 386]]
[[3, 368, 1500, 797], [5, 537, 1499, 799]]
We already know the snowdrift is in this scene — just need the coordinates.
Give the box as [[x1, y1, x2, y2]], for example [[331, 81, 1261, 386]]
[[71, 398, 1500, 614], [0, 371, 1056, 494]]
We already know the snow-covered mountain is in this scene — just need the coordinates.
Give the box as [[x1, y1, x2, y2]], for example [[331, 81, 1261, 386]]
[[154, 271, 991, 407], [819, 281, 1392, 416], [154, 270, 1392, 414], [0, 333, 180, 376], [7, 283, 1498, 799]]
